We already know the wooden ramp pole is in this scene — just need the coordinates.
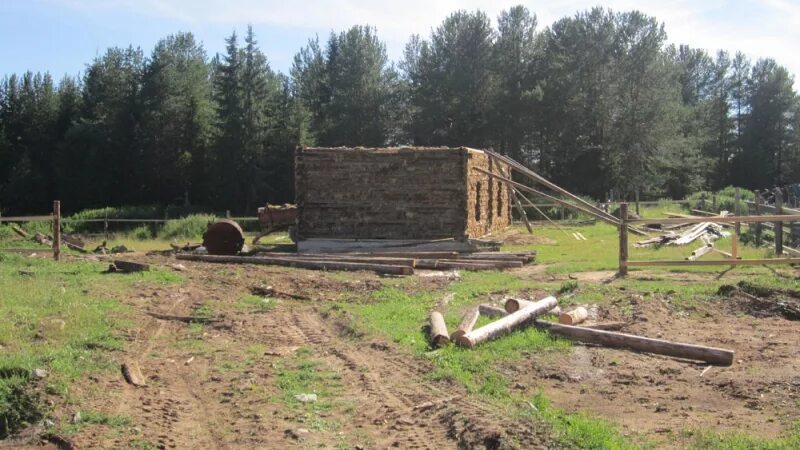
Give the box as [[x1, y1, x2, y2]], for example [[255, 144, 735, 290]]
[[457, 296, 557, 348], [535, 321, 734, 365], [482, 149, 620, 224]]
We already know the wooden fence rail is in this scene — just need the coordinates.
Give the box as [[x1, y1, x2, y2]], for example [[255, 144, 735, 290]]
[[619, 202, 800, 274]]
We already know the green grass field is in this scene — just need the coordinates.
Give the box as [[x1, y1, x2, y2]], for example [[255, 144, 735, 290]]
[[1, 203, 798, 448], [0, 252, 180, 438]]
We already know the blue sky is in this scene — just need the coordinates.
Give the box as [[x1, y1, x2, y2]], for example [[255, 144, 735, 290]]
[[1, 0, 798, 85]]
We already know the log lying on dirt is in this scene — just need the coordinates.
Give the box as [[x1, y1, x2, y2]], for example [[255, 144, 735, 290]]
[[145, 312, 221, 324], [112, 260, 150, 272], [503, 297, 561, 316], [450, 306, 480, 341], [175, 253, 413, 275], [559, 307, 588, 325], [415, 259, 523, 270], [534, 321, 734, 365], [579, 321, 628, 331], [121, 361, 146, 387], [457, 296, 558, 348], [429, 311, 450, 348], [478, 304, 508, 318], [34, 232, 53, 246]]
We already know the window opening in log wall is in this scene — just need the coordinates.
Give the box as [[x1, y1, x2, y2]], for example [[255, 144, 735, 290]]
[[476, 182, 482, 222], [497, 182, 503, 217]]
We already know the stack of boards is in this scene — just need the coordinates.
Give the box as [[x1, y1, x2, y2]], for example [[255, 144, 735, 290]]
[[176, 250, 536, 275]]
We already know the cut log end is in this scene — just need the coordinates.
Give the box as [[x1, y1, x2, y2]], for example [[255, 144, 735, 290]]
[[558, 307, 588, 325]]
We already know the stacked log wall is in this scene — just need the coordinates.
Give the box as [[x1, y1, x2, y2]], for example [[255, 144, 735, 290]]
[[295, 147, 511, 240]]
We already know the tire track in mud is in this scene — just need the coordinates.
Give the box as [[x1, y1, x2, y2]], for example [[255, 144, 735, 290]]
[[288, 309, 542, 449], [108, 289, 226, 450]]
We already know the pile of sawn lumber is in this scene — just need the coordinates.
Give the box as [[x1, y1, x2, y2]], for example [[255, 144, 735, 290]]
[[175, 250, 536, 276], [430, 295, 734, 366]]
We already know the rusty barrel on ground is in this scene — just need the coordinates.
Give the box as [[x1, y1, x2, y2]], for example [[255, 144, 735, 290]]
[[203, 219, 245, 255]]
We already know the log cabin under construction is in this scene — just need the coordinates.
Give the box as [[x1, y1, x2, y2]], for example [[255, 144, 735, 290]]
[[294, 147, 512, 244]]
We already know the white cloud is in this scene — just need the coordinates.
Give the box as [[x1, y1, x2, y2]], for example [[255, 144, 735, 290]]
[[49, 0, 800, 84]]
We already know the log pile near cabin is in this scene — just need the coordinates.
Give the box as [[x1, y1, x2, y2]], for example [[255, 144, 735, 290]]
[[430, 295, 734, 366], [176, 249, 536, 276]]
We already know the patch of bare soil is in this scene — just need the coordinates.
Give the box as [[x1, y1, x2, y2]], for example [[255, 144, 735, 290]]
[[489, 228, 556, 246], [27, 254, 549, 449], [519, 293, 800, 445], [718, 281, 800, 320]]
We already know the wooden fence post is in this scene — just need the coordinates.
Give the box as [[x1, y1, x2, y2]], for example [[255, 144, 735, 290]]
[[775, 188, 783, 255], [103, 207, 109, 240], [712, 194, 717, 213], [635, 190, 640, 217], [618, 203, 628, 276], [734, 187, 741, 236], [53, 200, 61, 261], [755, 194, 763, 245]]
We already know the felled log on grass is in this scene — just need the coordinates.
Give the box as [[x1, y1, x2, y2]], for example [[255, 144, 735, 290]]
[[175, 253, 413, 276], [457, 296, 558, 348], [559, 306, 588, 325], [429, 311, 450, 348], [10, 224, 29, 238], [478, 304, 508, 318], [450, 306, 480, 341], [503, 297, 561, 316], [414, 259, 523, 270], [579, 321, 628, 331], [686, 243, 713, 261], [121, 361, 146, 386], [534, 321, 734, 365], [112, 260, 150, 272]]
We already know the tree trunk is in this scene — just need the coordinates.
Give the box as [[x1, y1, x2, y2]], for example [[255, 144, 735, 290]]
[[457, 297, 558, 348], [478, 304, 508, 318], [534, 321, 734, 365]]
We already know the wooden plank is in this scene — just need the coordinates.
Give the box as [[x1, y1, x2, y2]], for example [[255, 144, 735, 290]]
[[175, 253, 414, 275], [627, 214, 800, 226], [625, 258, 800, 267], [534, 321, 734, 365], [0, 215, 53, 222], [745, 201, 800, 215]]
